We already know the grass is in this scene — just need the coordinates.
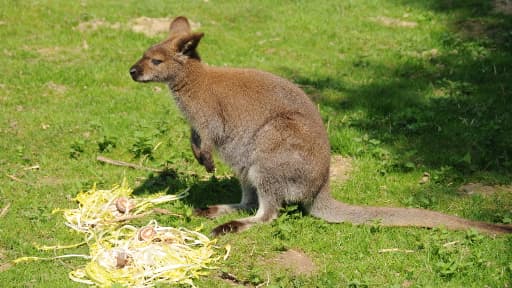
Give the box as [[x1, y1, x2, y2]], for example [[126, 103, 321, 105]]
[[1, 0, 512, 287]]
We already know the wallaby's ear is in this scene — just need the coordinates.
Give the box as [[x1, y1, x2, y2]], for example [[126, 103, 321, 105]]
[[169, 16, 191, 37], [176, 32, 204, 59]]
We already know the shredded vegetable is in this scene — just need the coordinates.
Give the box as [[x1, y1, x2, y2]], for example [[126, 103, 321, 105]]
[[53, 181, 189, 234], [13, 182, 225, 287], [69, 221, 218, 288]]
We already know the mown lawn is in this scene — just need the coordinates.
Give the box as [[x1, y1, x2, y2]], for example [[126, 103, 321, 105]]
[[1, 0, 511, 287]]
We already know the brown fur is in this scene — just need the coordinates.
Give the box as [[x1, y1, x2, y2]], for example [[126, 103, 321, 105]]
[[130, 16, 512, 237]]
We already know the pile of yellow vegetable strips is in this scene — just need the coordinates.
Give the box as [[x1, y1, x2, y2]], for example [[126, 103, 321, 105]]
[[16, 182, 223, 287]]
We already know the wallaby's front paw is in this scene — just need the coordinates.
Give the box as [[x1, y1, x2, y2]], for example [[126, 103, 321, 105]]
[[211, 220, 246, 237], [202, 157, 215, 173]]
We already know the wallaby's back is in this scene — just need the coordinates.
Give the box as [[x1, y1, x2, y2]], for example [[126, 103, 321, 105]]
[[190, 66, 330, 174]]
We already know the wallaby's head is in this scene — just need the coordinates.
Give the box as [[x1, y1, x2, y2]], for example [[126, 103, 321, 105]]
[[129, 16, 204, 83]]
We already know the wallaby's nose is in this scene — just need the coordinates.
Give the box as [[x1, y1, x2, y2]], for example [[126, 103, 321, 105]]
[[129, 67, 138, 79]]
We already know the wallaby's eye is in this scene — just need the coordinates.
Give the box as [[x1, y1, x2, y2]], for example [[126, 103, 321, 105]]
[[151, 59, 163, 65]]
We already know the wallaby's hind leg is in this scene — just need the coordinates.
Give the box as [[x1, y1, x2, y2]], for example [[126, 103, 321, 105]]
[[211, 168, 281, 236], [194, 174, 258, 218]]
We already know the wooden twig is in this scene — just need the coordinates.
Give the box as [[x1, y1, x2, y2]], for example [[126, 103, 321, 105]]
[[108, 208, 181, 223], [378, 248, 415, 253], [443, 241, 460, 247], [0, 203, 10, 218], [96, 156, 163, 172], [23, 165, 40, 171], [219, 271, 245, 285], [109, 211, 153, 222], [6, 174, 31, 185], [151, 208, 182, 217]]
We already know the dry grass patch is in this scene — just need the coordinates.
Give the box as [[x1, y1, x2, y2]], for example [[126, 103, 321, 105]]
[[45, 82, 68, 94], [75, 17, 201, 37], [494, 0, 512, 15], [75, 19, 121, 32], [330, 155, 353, 183], [458, 183, 512, 196], [129, 17, 201, 37], [373, 16, 418, 28]]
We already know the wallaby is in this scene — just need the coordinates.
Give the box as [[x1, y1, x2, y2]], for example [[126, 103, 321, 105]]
[[130, 16, 512, 237]]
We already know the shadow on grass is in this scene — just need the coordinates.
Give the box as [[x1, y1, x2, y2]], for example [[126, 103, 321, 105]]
[[285, 0, 512, 177], [133, 168, 241, 208]]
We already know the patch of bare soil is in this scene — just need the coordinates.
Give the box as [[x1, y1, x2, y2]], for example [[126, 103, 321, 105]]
[[46, 81, 67, 94], [457, 19, 489, 39], [129, 17, 201, 37], [494, 0, 512, 15], [264, 249, 316, 276], [0, 247, 11, 273], [75, 19, 121, 32], [34, 45, 83, 60], [373, 16, 418, 28], [75, 17, 200, 37], [330, 155, 353, 183], [37, 176, 65, 187], [458, 183, 512, 196]]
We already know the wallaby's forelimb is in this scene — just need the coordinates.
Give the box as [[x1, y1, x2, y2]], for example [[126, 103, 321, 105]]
[[190, 128, 215, 173]]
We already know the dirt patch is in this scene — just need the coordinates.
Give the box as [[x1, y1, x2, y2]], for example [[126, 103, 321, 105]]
[[494, 0, 512, 15], [75, 17, 200, 37], [373, 16, 418, 28], [330, 155, 353, 183], [75, 19, 121, 32], [37, 176, 65, 187], [0, 247, 11, 273], [34, 45, 84, 62], [457, 19, 489, 39], [267, 249, 316, 276], [46, 81, 67, 94], [458, 183, 512, 196], [0, 262, 12, 273], [129, 17, 201, 37]]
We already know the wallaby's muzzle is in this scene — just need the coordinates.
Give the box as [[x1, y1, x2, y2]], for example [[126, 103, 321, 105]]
[[129, 65, 141, 81]]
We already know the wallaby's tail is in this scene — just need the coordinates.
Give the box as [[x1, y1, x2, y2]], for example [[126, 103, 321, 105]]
[[310, 184, 512, 235]]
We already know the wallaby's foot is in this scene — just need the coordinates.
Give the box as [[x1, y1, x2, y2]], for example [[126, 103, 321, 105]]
[[211, 220, 247, 237], [210, 212, 278, 237], [194, 206, 220, 218], [194, 203, 256, 218], [210, 199, 280, 237]]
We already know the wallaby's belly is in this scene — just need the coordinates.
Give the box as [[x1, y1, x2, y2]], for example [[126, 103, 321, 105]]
[[215, 109, 331, 193]]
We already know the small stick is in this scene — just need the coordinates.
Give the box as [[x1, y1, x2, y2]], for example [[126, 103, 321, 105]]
[[151, 208, 182, 217], [378, 248, 415, 253], [108, 208, 181, 223], [96, 156, 163, 172], [219, 271, 245, 285], [109, 211, 153, 222], [23, 165, 40, 171], [0, 203, 10, 218], [442, 241, 459, 247], [6, 174, 31, 185]]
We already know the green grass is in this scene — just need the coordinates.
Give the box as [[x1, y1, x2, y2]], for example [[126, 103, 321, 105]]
[[1, 0, 512, 287]]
